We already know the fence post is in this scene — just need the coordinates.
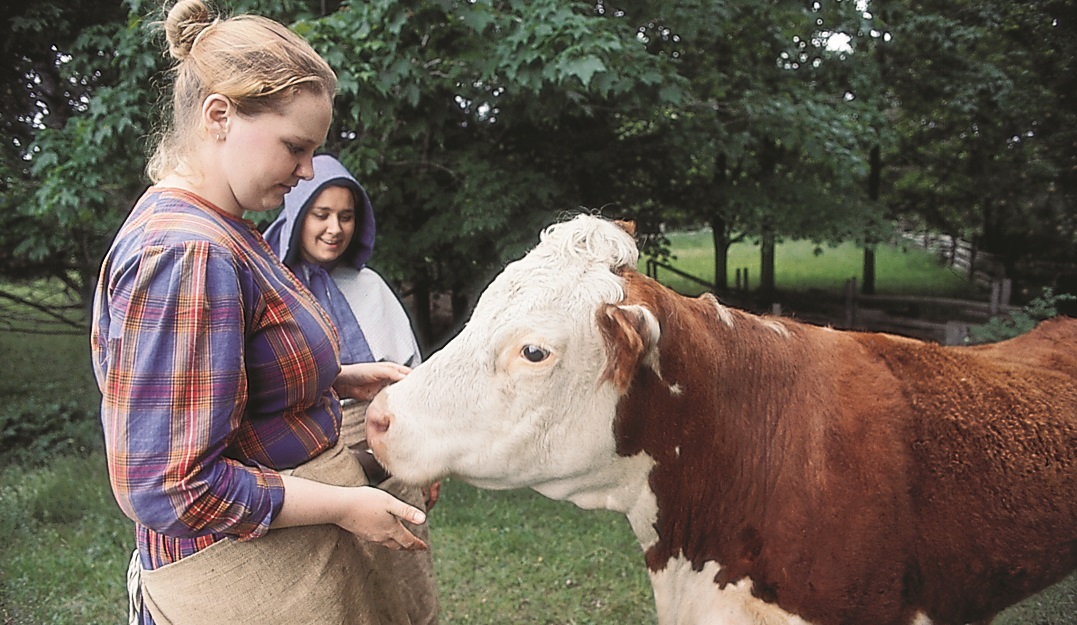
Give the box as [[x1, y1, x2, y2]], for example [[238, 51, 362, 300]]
[[945, 321, 970, 346]]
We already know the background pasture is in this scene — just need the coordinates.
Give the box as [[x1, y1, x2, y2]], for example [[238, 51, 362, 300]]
[[650, 231, 980, 298], [1, 237, 1074, 624]]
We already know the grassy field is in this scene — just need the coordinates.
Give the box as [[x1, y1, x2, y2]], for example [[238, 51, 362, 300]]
[[649, 230, 981, 298], [0, 453, 655, 625], [2, 239, 1076, 625]]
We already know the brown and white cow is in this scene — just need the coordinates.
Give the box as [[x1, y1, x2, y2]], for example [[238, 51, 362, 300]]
[[367, 215, 1077, 625]]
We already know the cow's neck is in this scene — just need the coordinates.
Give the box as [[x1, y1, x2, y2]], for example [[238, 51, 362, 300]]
[[615, 279, 819, 590], [532, 450, 656, 522]]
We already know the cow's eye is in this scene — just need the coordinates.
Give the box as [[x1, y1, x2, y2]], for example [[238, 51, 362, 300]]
[[521, 345, 549, 363]]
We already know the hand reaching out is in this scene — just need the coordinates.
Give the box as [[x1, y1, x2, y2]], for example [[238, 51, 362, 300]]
[[334, 361, 410, 401]]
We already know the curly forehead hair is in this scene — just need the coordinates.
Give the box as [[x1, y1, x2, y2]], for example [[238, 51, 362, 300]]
[[148, 0, 337, 182]]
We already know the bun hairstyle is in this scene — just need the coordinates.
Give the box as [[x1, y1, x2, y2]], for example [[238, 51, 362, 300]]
[[163, 0, 216, 61], [147, 0, 337, 182]]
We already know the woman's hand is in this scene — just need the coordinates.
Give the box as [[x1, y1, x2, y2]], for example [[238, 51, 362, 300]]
[[333, 486, 428, 550], [334, 361, 410, 401], [274, 474, 428, 550]]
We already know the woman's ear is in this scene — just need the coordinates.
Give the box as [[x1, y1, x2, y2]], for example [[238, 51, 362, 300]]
[[201, 93, 233, 140]]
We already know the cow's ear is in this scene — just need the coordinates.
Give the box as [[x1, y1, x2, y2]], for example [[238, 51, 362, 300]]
[[598, 303, 660, 390], [612, 219, 637, 237]]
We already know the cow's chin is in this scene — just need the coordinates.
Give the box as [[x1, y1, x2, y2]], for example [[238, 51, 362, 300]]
[[384, 447, 545, 492], [371, 447, 447, 488]]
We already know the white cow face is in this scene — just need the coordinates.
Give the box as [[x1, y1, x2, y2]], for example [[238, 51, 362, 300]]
[[367, 216, 657, 506]]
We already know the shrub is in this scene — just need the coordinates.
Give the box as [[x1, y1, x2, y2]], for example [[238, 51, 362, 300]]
[[967, 288, 1077, 345], [0, 384, 103, 468]]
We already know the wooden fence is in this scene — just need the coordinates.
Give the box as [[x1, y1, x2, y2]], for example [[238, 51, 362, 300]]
[[900, 231, 1005, 289], [644, 259, 1015, 345], [841, 277, 1016, 345]]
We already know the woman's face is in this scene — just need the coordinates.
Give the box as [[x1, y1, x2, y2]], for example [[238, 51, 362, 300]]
[[299, 185, 356, 265], [217, 90, 333, 216]]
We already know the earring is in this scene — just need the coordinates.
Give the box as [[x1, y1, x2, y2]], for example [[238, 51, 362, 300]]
[[215, 134, 224, 141]]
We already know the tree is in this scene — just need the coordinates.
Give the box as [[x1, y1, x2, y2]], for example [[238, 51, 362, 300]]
[[295, 0, 685, 343], [3, 0, 686, 343], [9, 0, 1072, 341], [601, 0, 889, 296], [0, 0, 131, 329], [881, 0, 1077, 290]]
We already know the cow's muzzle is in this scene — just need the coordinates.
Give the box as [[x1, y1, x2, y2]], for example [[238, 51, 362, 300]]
[[365, 392, 393, 464]]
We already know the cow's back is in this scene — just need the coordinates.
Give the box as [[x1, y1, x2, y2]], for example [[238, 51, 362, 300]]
[[856, 318, 1077, 623]]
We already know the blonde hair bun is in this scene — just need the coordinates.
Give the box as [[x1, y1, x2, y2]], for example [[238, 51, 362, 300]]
[[165, 0, 216, 61]]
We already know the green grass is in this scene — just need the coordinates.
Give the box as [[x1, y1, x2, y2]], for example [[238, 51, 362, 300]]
[[0, 455, 131, 624], [0, 457, 656, 625], [0, 329, 99, 409], [428, 481, 654, 624], [649, 231, 980, 298]]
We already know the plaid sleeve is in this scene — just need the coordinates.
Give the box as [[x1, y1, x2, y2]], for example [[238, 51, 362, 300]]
[[101, 241, 284, 540]]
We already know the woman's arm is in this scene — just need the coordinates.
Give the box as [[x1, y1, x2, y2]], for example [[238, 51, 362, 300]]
[[272, 475, 428, 550], [101, 243, 283, 540]]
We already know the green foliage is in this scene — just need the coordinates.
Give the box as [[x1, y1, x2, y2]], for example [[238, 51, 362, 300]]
[[883, 0, 1077, 270], [4, 0, 1075, 338], [0, 390, 101, 469], [967, 288, 1077, 345]]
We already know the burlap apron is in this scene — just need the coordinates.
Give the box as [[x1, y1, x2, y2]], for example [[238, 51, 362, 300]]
[[138, 403, 417, 625], [341, 401, 439, 625]]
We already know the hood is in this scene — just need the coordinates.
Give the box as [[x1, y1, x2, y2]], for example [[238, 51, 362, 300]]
[[264, 154, 376, 270]]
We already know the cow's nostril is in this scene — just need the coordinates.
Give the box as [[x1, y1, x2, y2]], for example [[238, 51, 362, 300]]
[[365, 394, 393, 439], [368, 413, 390, 435]]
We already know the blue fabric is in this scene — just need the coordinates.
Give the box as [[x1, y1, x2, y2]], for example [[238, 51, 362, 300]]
[[304, 262, 375, 364]]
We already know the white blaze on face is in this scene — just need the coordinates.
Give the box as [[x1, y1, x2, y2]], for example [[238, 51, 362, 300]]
[[370, 216, 656, 512]]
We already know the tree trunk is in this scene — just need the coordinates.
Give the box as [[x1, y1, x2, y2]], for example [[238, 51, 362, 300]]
[[710, 215, 731, 291], [451, 286, 470, 332], [707, 154, 736, 293], [862, 145, 881, 295], [862, 246, 876, 295], [760, 230, 776, 296]]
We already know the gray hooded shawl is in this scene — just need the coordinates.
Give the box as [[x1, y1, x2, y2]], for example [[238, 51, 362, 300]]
[[264, 154, 377, 364]]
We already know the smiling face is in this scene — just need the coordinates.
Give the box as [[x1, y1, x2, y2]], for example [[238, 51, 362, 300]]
[[299, 185, 356, 265]]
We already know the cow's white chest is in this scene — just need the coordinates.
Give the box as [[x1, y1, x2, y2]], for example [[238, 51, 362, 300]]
[[649, 556, 812, 625]]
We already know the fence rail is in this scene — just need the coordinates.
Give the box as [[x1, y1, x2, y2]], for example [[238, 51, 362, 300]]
[[643, 258, 1016, 345], [900, 231, 1005, 289]]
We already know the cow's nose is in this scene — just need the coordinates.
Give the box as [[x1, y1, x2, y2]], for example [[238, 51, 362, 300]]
[[365, 392, 393, 454]]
